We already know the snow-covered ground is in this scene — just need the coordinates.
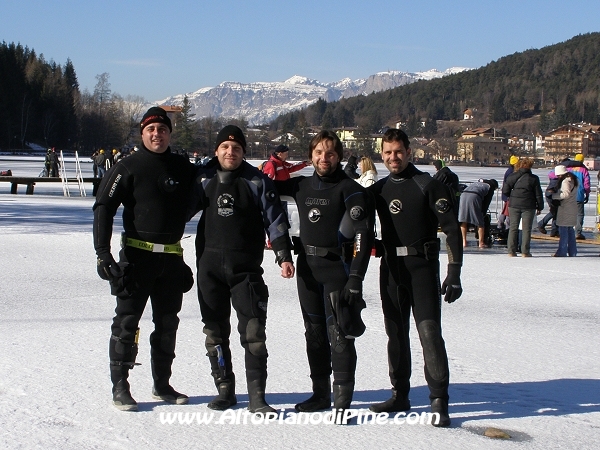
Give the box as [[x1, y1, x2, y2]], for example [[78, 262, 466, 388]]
[[0, 158, 599, 449]]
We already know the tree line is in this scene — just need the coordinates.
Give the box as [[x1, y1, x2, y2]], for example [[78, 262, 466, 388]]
[[4, 32, 599, 155], [268, 32, 600, 139]]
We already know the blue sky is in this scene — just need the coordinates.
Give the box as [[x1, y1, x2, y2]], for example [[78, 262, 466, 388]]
[[2, 0, 598, 102]]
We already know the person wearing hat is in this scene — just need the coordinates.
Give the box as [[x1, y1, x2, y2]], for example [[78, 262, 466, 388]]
[[262, 144, 309, 181], [93, 106, 196, 411], [368, 128, 463, 427], [551, 165, 579, 256], [189, 125, 294, 415], [273, 130, 374, 424], [94, 149, 108, 178], [498, 155, 519, 230], [561, 154, 591, 240]]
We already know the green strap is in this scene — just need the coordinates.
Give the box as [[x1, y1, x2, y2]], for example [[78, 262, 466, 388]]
[[125, 238, 183, 256]]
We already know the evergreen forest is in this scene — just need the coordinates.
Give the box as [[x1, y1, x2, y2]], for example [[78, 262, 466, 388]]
[[269, 32, 600, 138]]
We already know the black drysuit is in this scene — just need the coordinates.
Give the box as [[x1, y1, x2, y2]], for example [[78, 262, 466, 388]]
[[369, 163, 463, 401], [93, 146, 195, 389], [276, 167, 374, 387], [188, 160, 292, 385]]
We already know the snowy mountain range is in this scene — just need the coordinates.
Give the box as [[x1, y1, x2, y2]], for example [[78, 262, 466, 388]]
[[155, 68, 470, 125]]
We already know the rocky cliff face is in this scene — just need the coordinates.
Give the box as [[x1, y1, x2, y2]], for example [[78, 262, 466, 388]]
[[156, 68, 469, 125]]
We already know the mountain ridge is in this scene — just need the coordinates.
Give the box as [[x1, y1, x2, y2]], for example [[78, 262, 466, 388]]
[[155, 67, 470, 125]]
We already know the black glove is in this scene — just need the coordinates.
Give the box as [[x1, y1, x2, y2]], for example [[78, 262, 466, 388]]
[[182, 261, 194, 293], [341, 275, 362, 306], [584, 193, 589, 204], [96, 252, 123, 282], [373, 239, 385, 258], [441, 264, 462, 303]]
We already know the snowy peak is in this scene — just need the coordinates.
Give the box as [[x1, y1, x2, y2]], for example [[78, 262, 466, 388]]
[[283, 75, 323, 86], [156, 67, 471, 125]]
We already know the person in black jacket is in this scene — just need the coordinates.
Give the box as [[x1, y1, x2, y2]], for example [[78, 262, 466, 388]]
[[432, 159, 459, 193], [189, 125, 294, 415], [368, 129, 463, 427], [343, 154, 360, 179], [93, 107, 195, 411], [274, 131, 374, 422], [432, 159, 460, 214], [502, 158, 544, 257]]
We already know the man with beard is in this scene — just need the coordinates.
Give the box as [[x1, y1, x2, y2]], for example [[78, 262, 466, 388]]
[[368, 128, 463, 427], [274, 130, 374, 423], [189, 125, 294, 415]]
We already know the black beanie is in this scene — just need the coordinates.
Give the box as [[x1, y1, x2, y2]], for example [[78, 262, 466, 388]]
[[274, 144, 289, 153], [140, 107, 172, 133], [433, 160, 444, 170], [215, 125, 246, 152]]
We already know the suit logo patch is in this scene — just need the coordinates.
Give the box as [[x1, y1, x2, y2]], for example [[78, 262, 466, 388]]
[[217, 193, 234, 217], [435, 198, 451, 214], [308, 208, 321, 223], [350, 206, 364, 220], [305, 197, 330, 207], [389, 199, 403, 214]]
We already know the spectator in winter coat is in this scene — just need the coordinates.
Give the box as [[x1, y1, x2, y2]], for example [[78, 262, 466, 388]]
[[498, 155, 518, 230], [262, 144, 309, 181], [502, 158, 544, 257], [552, 165, 579, 257], [343, 154, 360, 179], [562, 154, 591, 240], [356, 156, 378, 187], [432, 159, 459, 194], [49, 148, 60, 177], [537, 170, 559, 236], [432, 159, 460, 213], [94, 150, 108, 178]]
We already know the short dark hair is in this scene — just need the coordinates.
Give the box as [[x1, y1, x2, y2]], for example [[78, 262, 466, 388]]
[[308, 130, 344, 161], [274, 144, 289, 154], [382, 128, 410, 150]]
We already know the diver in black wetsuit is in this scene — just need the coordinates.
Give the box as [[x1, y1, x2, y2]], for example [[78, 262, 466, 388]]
[[93, 107, 195, 411], [274, 130, 374, 420], [189, 125, 294, 415], [368, 128, 463, 427]]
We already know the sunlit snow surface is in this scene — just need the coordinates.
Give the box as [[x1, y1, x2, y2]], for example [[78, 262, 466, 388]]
[[0, 158, 599, 449]]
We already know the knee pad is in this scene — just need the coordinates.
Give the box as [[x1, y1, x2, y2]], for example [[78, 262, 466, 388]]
[[158, 312, 180, 333], [203, 321, 230, 347], [245, 318, 267, 357], [417, 320, 448, 381], [304, 322, 328, 350], [231, 274, 269, 319], [151, 313, 180, 354], [110, 333, 139, 368]]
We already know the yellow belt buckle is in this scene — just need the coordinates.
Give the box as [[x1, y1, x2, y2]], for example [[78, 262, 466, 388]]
[[153, 243, 164, 253]]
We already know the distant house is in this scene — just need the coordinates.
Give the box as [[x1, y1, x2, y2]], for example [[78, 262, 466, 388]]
[[334, 127, 383, 154], [461, 127, 495, 139], [456, 136, 510, 164], [335, 127, 360, 150], [542, 124, 600, 163], [508, 135, 536, 154], [463, 109, 474, 120]]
